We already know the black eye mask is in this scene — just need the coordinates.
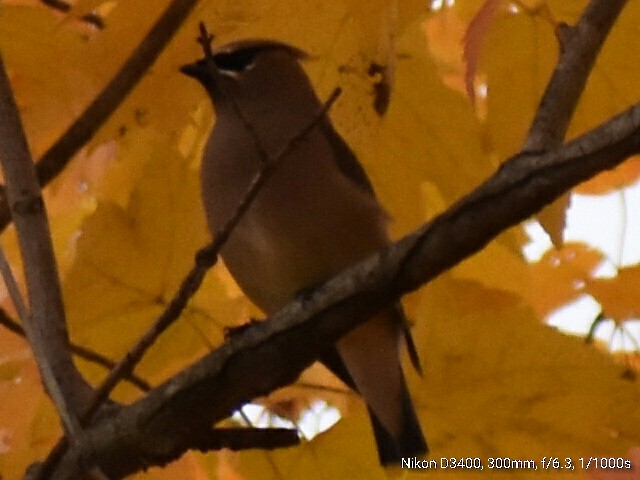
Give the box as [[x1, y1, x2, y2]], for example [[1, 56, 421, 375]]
[[213, 48, 261, 73]]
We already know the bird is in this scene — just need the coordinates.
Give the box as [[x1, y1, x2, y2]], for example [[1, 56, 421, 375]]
[[181, 38, 427, 465]]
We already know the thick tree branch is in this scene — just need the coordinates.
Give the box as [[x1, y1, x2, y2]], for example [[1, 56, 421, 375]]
[[0, 0, 202, 434], [0, 0, 201, 232], [20, 0, 637, 477], [0, 55, 91, 437], [190, 428, 299, 451], [44, 101, 640, 479]]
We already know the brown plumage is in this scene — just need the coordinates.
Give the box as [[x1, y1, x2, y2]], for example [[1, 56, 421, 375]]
[[181, 40, 427, 464]]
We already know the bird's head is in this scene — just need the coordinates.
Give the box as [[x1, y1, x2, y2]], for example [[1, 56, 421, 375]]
[[181, 39, 316, 113]]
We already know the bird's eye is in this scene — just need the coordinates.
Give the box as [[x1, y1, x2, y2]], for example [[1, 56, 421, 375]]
[[214, 49, 260, 73]]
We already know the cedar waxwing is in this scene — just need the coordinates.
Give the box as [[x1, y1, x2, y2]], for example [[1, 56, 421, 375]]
[[181, 39, 427, 465]]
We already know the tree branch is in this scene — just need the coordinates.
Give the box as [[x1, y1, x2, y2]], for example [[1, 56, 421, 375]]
[[524, 0, 629, 150], [30, 83, 343, 479], [80, 87, 343, 423], [43, 99, 640, 479], [0, 308, 151, 391], [0, 0, 201, 232], [21, 0, 637, 477], [0, 55, 91, 437], [191, 428, 299, 452], [524, 0, 629, 245], [1, 0, 200, 464], [0, 245, 30, 323]]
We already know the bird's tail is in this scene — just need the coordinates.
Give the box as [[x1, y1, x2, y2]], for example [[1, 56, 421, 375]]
[[369, 375, 428, 465], [321, 341, 428, 465]]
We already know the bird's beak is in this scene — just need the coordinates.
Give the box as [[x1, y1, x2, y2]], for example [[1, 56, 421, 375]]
[[179, 62, 202, 79]]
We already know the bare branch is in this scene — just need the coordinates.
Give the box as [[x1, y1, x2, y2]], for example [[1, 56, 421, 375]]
[[0, 55, 90, 438], [0, 246, 29, 323], [524, 0, 629, 150], [197, 22, 215, 57], [31, 86, 343, 480], [82, 86, 342, 421], [0, 307, 26, 337], [22, 1, 637, 477], [0, 0, 201, 233], [0, 310, 151, 391], [524, 0, 629, 246], [40, 0, 71, 14], [192, 428, 299, 452], [0, 0, 200, 455], [43, 100, 640, 479]]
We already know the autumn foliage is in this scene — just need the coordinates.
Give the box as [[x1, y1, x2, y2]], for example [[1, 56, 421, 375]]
[[1, 0, 640, 479]]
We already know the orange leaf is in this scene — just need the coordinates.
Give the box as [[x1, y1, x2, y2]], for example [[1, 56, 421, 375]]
[[576, 156, 640, 195], [529, 242, 605, 318], [585, 266, 640, 322], [463, 0, 503, 102]]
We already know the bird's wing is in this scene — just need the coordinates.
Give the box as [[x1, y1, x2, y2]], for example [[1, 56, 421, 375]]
[[392, 303, 423, 375], [320, 305, 422, 380], [319, 118, 377, 196], [318, 120, 422, 374]]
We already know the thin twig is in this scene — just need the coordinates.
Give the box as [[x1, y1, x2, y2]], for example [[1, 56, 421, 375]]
[[83, 86, 342, 421], [75, 22, 339, 416], [40, 0, 71, 13], [0, 0, 201, 233], [0, 309, 151, 390], [197, 23, 271, 162], [0, 0, 199, 458], [34, 84, 342, 480], [30, 2, 634, 476], [0, 307, 25, 337], [43, 100, 640, 478], [192, 427, 299, 451], [0, 246, 30, 323]]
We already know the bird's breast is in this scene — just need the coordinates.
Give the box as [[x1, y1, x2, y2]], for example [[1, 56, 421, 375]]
[[201, 120, 389, 313]]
